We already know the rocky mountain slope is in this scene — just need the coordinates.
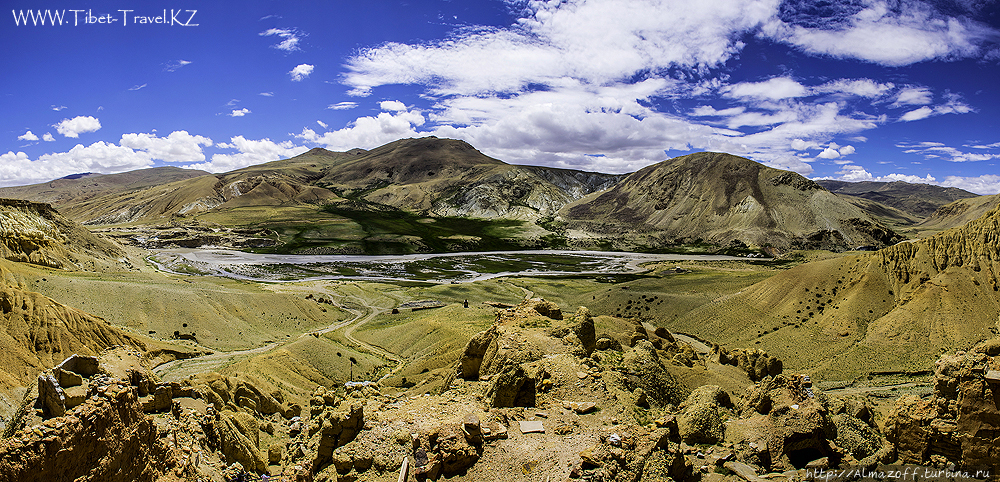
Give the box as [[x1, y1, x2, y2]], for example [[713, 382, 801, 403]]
[[561, 152, 902, 251], [669, 204, 1000, 379]]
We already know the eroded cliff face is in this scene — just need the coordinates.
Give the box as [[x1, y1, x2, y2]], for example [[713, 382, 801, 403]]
[[886, 343, 1000, 467], [877, 206, 1000, 294], [0, 199, 123, 269]]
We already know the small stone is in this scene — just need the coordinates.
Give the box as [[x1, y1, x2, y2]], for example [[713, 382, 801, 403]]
[[518, 420, 545, 434], [576, 371, 589, 379]]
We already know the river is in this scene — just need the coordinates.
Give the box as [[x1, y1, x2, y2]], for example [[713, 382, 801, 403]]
[[150, 248, 757, 284]]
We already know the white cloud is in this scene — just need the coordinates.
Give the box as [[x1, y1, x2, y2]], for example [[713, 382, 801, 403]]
[[184, 136, 309, 172], [327, 102, 358, 110], [817, 147, 841, 159], [164, 60, 192, 72], [316, 120, 328, 129], [344, 0, 777, 97], [296, 107, 427, 151], [814, 79, 894, 98], [129, 83, 147, 91], [51, 105, 67, 111], [892, 86, 933, 106], [54, 116, 101, 138], [119, 131, 213, 163], [259, 92, 274, 97], [380, 100, 407, 112], [838, 145, 856, 156], [17, 130, 39, 141], [763, 0, 994, 66], [289, 64, 314, 81], [941, 175, 1000, 194], [691, 106, 746, 117], [790, 138, 818, 151], [724, 77, 809, 100], [260, 28, 304, 52], [897, 141, 1000, 162], [900, 106, 933, 122], [229, 108, 251, 117], [42, 133, 54, 142], [0, 143, 154, 186]]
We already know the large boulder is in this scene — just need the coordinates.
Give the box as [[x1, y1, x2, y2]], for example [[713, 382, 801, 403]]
[[621, 340, 682, 408], [677, 385, 731, 444], [458, 325, 498, 380]]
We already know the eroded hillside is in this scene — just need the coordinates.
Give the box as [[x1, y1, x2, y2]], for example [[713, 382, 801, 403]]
[[671, 205, 1000, 380]]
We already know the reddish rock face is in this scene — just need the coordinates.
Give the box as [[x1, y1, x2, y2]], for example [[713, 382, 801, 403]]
[[886, 350, 1000, 466]]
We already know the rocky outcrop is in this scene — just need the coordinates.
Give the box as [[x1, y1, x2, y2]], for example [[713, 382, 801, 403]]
[[206, 409, 267, 474], [716, 346, 783, 381], [885, 348, 1000, 466], [728, 375, 840, 471], [0, 376, 171, 482]]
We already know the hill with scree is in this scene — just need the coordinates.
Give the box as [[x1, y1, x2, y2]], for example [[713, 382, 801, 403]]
[[561, 152, 902, 251], [670, 204, 1000, 380]]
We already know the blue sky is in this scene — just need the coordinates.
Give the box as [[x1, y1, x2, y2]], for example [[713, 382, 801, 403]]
[[3, 0, 1000, 193]]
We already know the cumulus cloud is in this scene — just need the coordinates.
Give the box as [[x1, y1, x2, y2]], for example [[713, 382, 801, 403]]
[[17, 130, 39, 141], [344, 0, 776, 97], [380, 100, 407, 111], [184, 136, 308, 172], [42, 133, 54, 142], [261, 28, 304, 52], [296, 106, 427, 151], [892, 86, 933, 106], [229, 108, 251, 117], [941, 175, 1000, 194], [54, 116, 101, 138], [289, 64, 314, 81], [817, 147, 841, 159], [900, 106, 933, 121], [722, 77, 809, 100], [119, 130, 213, 163], [897, 141, 1000, 162], [0, 142, 153, 186]]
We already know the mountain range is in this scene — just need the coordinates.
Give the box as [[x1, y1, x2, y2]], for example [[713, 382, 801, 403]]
[[0, 137, 987, 254]]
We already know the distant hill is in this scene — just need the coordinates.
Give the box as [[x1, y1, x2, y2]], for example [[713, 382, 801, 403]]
[[561, 152, 902, 251], [916, 193, 1000, 234], [816, 179, 976, 219], [670, 203, 1000, 380], [0, 166, 209, 208]]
